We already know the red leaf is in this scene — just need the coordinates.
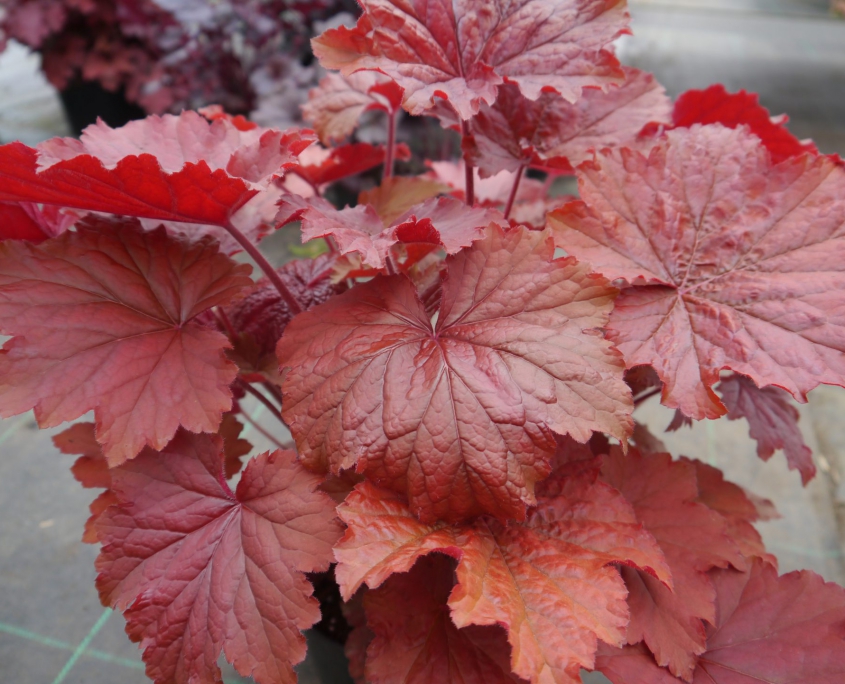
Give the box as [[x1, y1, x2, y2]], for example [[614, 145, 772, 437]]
[[601, 448, 744, 680], [95, 431, 342, 684], [596, 560, 845, 684], [280, 193, 506, 270], [198, 105, 259, 132], [690, 459, 776, 567], [549, 125, 845, 419], [334, 468, 667, 684], [0, 201, 75, 242], [226, 255, 346, 380], [665, 85, 818, 164], [343, 592, 374, 684], [218, 412, 252, 479], [278, 226, 632, 522], [457, 68, 671, 177], [0, 219, 252, 464], [53, 422, 113, 543], [38, 111, 314, 186], [293, 142, 408, 187], [303, 71, 404, 144], [54, 422, 110, 490], [313, 0, 629, 119], [363, 554, 523, 684], [718, 374, 815, 484], [0, 141, 256, 227]]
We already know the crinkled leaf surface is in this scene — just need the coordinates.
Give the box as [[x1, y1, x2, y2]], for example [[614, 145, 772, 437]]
[[667, 85, 818, 164], [38, 111, 314, 186], [303, 71, 403, 144], [596, 560, 845, 684], [364, 554, 523, 684], [0, 219, 252, 464], [459, 68, 671, 177], [96, 431, 343, 684], [313, 0, 629, 119], [600, 448, 744, 680], [717, 374, 815, 484], [279, 226, 632, 522], [549, 125, 845, 419], [333, 464, 667, 684]]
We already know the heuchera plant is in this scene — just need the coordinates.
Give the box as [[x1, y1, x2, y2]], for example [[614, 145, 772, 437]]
[[1, 2, 844, 683], [0, 0, 350, 116]]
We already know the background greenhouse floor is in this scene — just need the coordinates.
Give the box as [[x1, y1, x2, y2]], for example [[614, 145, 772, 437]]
[[1, 1, 845, 682]]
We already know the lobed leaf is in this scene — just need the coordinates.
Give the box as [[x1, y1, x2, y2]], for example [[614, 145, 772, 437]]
[[96, 431, 343, 684], [456, 67, 671, 177], [600, 448, 745, 680], [333, 461, 667, 684], [53, 422, 113, 543], [550, 125, 845, 419], [596, 559, 845, 684], [38, 111, 314, 186], [302, 71, 404, 145], [278, 225, 632, 522], [660, 84, 818, 164], [313, 0, 630, 119], [0, 219, 252, 464], [279, 193, 506, 270], [717, 374, 815, 484], [363, 554, 522, 684]]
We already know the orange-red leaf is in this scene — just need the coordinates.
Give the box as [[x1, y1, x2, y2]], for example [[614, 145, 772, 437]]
[[313, 0, 629, 119], [601, 448, 744, 680], [549, 125, 845, 419], [334, 466, 667, 684], [0, 219, 252, 464], [363, 554, 523, 684], [96, 431, 342, 684], [278, 226, 632, 522]]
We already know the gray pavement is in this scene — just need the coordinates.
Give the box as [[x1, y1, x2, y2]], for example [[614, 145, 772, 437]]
[[1, 3, 845, 683]]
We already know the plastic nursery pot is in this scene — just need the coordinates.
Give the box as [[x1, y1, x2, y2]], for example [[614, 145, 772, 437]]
[[59, 79, 146, 136]]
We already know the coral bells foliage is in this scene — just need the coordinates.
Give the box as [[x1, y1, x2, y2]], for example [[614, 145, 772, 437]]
[[2, 2, 845, 684]]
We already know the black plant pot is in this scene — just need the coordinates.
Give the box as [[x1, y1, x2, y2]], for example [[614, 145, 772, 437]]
[[59, 79, 146, 136]]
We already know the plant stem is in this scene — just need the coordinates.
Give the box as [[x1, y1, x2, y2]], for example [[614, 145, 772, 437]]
[[238, 379, 287, 427], [461, 120, 475, 206], [223, 221, 302, 315], [240, 409, 292, 451], [383, 110, 397, 180], [633, 386, 662, 406], [385, 254, 399, 275], [503, 166, 525, 220], [262, 381, 284, 407]]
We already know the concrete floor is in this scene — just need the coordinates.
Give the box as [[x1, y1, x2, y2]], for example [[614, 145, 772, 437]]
[[1, 3, 845, 683]]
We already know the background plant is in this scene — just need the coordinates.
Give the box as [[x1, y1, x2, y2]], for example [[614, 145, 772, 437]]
[[0, 1, 844, 684]]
